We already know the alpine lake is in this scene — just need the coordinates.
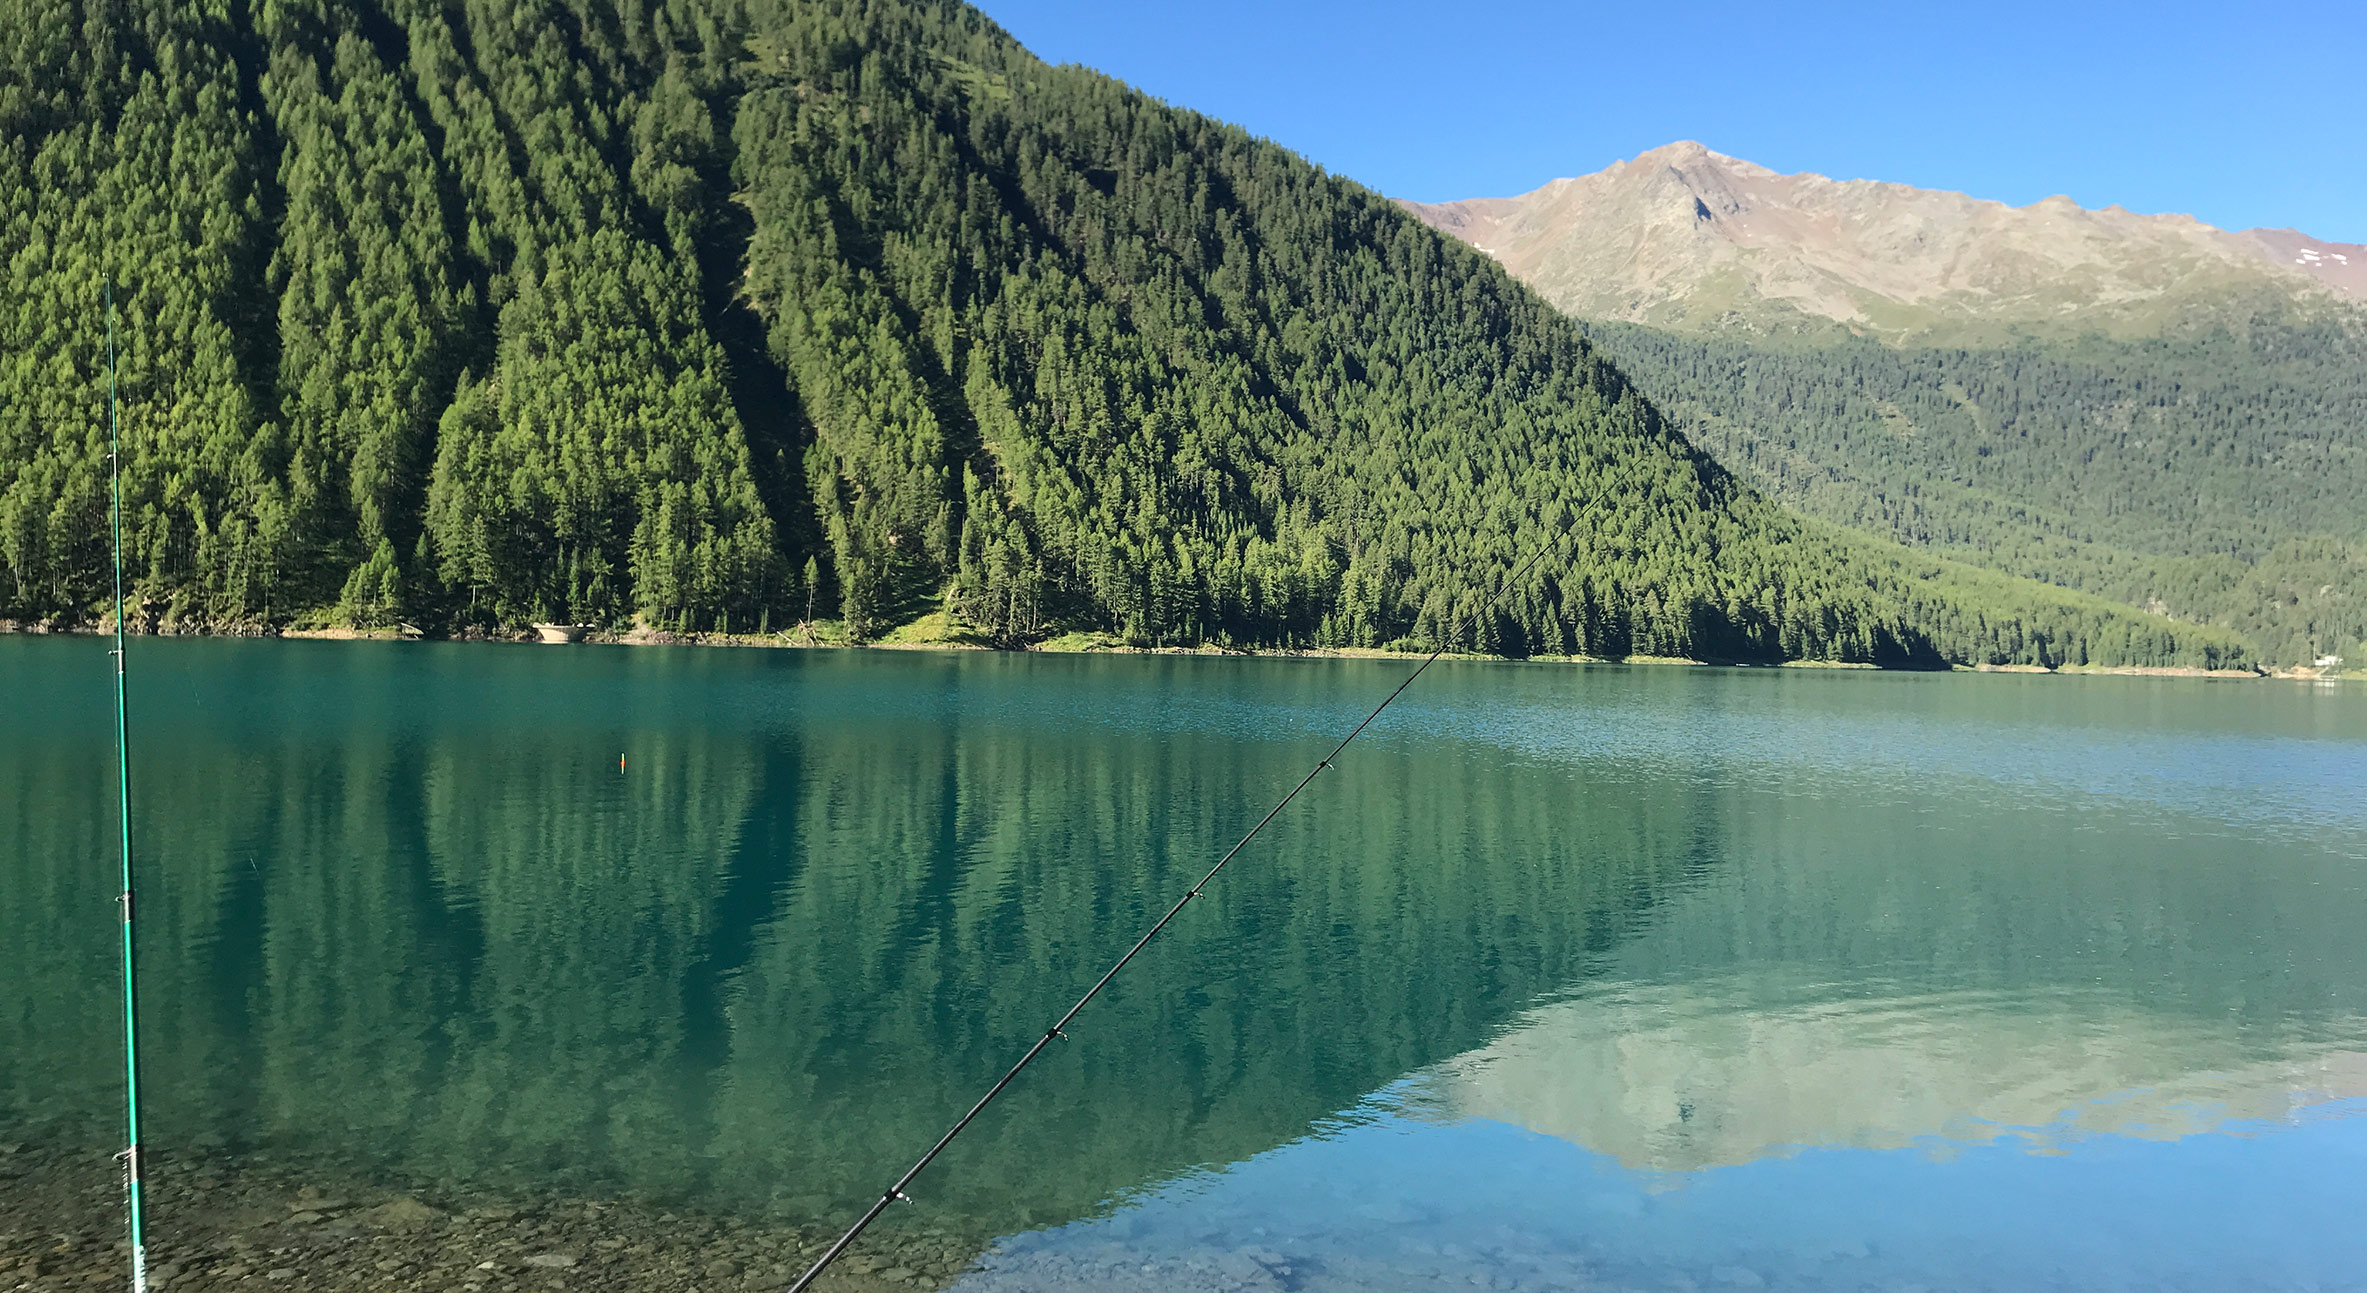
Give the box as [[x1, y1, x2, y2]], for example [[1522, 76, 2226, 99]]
[[4, 637, 2364, 1292]]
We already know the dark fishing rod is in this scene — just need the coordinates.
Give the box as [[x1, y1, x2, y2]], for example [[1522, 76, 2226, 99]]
[[105, 284, 153, 1293], [785, 536, 1567, 1293]]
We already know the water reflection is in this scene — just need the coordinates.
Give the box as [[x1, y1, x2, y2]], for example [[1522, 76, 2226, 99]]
[[5, 638, 2365, 1286], [954, 1096, 2367, 1292], [943, 663, 2367, 1289], [1415, 979, 2367, 1169], [2, 642, 1725, 1238], [957, 966, 2367, 1289]]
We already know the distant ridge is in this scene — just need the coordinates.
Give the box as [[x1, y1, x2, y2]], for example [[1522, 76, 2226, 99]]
[[1401, 141, 2365, 342]]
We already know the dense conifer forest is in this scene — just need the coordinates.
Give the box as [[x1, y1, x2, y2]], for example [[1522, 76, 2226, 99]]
[[0, 0, 2252, 667], [1585, 319, 2367, 665]]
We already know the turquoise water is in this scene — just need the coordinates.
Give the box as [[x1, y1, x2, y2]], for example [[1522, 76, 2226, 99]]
[[4, 638, 2364, 1288]]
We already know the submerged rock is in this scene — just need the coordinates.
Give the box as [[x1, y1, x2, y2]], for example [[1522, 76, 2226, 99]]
[[359, 1196, 445, 1232]]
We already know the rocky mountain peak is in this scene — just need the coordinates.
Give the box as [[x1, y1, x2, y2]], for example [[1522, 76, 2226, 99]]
[[1399, 144, 2365, 342]]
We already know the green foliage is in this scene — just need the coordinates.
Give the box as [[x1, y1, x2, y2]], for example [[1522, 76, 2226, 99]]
[[1, 0, 275, 624], [262, 0, 470, 609], [0, 0, 2250, 669], [1584, 319, 2367, 664], [2, 0, 781, 633]]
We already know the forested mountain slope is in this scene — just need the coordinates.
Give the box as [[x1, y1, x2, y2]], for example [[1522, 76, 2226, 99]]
[[0, 0, 2246, 668], [1405, 143, 2367, 665], [1584, 320, 2367, 665]]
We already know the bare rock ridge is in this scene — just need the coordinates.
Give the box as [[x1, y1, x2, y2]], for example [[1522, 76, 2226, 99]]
[[1400, 141, 2366, 340]]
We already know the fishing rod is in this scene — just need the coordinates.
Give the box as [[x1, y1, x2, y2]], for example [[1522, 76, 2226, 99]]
[[106, 284, 153, 1293], [786, 536, 1567, 1293]]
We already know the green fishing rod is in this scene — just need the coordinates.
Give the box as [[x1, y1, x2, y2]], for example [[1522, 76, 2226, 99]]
[[106, 284, 152, 1293], [786, 536, 1567, 1293]]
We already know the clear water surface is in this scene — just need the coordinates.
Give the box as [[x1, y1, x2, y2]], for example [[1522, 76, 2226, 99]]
[[4, 638, 2364, 1290]]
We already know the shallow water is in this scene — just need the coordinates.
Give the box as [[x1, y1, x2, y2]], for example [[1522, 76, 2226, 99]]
[[4, 639, 2364, 1288]]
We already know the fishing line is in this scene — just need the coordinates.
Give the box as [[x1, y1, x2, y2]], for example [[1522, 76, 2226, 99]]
[[105, 283, 153, 1293], [786, 536, 1567, 1293]]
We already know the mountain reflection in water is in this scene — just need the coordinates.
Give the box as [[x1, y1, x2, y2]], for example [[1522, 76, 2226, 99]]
[[959, 975, 2367, 1292], [1414, 979, 2367, 1170]]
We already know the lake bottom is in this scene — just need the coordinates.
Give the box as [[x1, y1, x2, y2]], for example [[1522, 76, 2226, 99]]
[[0, 1118, 980, 1292]]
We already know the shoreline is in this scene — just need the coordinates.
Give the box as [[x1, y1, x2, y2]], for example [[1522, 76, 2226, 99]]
[[2, 620, 2348, 681]]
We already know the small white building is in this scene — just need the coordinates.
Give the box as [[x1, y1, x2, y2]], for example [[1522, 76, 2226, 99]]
[[2316, 654, 2345, 669]]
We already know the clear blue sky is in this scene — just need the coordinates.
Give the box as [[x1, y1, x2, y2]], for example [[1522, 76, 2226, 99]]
[[972, 0, 2366, 243]]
